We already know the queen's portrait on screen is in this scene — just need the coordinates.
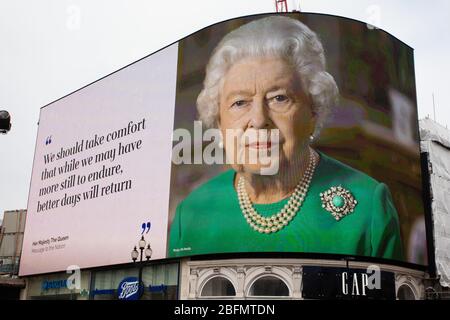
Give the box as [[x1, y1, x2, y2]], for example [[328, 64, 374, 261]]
[[168, 16, 404, 261]]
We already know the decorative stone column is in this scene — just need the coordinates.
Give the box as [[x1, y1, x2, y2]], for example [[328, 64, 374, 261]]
[[188, 268, 199, 299], [292, 266, 303, 299], [236, 266, 246, 298]]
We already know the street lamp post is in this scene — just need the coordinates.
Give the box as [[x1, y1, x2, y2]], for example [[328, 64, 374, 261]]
[[131, 235, 152, 298]]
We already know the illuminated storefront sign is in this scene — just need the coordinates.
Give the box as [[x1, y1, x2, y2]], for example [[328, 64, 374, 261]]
[[302, 266, 396, 300], [117, 277, 144, 300]]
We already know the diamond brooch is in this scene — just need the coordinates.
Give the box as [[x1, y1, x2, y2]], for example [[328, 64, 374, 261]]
[[320, 186, 357, 221]]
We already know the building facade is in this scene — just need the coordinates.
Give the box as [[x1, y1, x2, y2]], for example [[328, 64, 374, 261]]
[[179, 257, 429, 300], [7, 12, 449, 302], [16, 119, 450, 301], [419, 118, 450, 299], [0, 209, 26, 299], [17, 256, 428, 300]]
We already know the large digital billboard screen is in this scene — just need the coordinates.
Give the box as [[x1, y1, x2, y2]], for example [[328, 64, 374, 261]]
[[20, 13, 428, 276]]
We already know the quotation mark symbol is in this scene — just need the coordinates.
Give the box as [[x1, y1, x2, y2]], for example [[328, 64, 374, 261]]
[[141, 222, 151, 234], [45, 136, 52, 145]]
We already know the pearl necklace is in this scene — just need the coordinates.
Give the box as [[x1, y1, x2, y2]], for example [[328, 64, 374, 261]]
[[237, 148, 319, 234]]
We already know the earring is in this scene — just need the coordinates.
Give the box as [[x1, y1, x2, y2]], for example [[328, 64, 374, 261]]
[[309, 135, 315, 143]]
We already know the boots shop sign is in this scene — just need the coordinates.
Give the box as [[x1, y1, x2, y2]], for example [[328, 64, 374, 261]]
[[302, 266, 396, 300]]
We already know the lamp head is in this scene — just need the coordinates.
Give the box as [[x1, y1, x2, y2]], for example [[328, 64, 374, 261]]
[[131, 246, 139, 262]]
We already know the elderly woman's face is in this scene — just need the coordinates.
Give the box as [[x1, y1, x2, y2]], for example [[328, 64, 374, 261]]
[[218, 56, 315, 175]]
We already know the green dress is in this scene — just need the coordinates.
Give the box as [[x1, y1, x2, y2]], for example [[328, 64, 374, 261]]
[[168, 152, 404, 261]]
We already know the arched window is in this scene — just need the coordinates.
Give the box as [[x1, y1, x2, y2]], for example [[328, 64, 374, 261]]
[[249, 276, 290, 297], [397, 284, 416, 300], [201, 276, 236, 297]]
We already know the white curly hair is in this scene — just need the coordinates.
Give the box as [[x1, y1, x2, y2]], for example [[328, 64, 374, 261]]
[[196, 15, 339, 139]]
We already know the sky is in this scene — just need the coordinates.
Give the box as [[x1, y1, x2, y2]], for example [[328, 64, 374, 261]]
[[1, 0, 450, 219]]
